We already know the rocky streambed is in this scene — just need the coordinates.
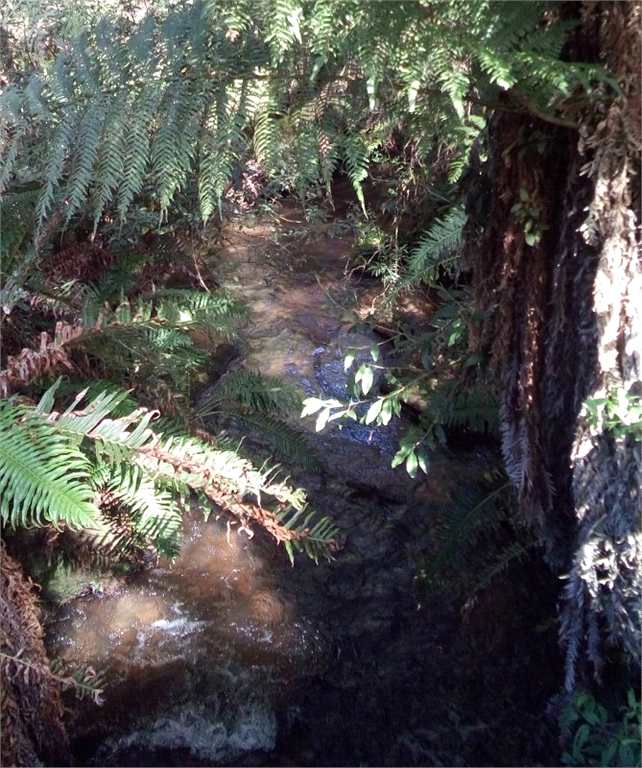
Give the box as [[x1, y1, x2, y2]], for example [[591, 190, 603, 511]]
[[46, 202, 563, 767]]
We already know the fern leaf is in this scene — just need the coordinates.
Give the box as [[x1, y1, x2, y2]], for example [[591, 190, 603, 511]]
[[408, 206, 467, 281], [117, 88, 159, 220], [37, 108, 79, 227], [103, 464, 181, 551], [231, 411, 324, 472], [199, 369, 300, 419], [65, 96, 107, 223], [343, 132, 368, 214], [0, 399, 99, 530], [92, 91, 130, 231]]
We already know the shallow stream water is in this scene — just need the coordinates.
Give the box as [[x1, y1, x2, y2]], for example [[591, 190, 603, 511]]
[[45, 204, 562, 767]]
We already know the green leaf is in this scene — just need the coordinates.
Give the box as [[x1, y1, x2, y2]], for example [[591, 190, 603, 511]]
[[364, 399, 383, 425], [301, 397, 325, 418], [405, 450, 419, 479], [356, 364, 374, 396], [380, 398, 393, 426], [344, 351, 356, 372], [465, 353, 485, 368], [391, 445, 410, 469], [316, 408, 331, 432], [573, 723, 590, 755], [448, 330, 461, 346]]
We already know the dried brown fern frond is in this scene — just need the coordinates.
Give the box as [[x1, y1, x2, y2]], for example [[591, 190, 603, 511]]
[[0, 322, 83, 397], [44, 241, 114, 283]]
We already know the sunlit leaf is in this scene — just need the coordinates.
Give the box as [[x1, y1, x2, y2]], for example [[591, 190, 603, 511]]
[[405, 450, 418, 478], [301, 397, 325, 418], [380, 398, 393, 426], [364, 399, 383, 425], [315, 408, 330, 432]]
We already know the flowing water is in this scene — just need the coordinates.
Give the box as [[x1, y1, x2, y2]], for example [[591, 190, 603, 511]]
[[45, 203, 562, 767], [49, 518, 329, 766]]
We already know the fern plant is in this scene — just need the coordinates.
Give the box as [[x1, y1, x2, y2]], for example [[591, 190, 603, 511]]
[[416, 463, 537, 601], [0, 379, 340, 566], [2, 0, 616, 234], [198, 367, 324, 472]]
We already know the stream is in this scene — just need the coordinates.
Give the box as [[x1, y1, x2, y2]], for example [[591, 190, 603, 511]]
[[45, 202, 562, 767]]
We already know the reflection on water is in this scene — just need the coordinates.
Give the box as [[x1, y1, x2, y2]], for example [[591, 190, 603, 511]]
[[48, 516, 328, 766]]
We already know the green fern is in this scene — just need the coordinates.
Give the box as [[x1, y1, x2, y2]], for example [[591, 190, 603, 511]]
[[418, 465, 515, 593], [227, 411, 324, 473], [418, 381, 500, 438], [1, 0, 617, 235], [0, 398, 99, 530], [386, 206, 467, 298], [1, 379, 339, 562], [198, 368, 300, 419]]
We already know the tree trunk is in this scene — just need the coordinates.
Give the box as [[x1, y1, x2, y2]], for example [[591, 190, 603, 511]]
[[471, 1, 641, 690], [1, 541, 71, 767]]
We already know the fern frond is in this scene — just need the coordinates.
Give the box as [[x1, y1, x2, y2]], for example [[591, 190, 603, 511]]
[[92, 91, 129, 231], [65, 96, 107, 223], [421, 382, 500, 435], [343, 132, 368, 214], [152, 81, 203, 215], [117, 88, 159, 220], [407, 206, 467, 282], [199, 369, 300, 419], [0, 398, 99, 530], [99, 463, 181, 556], [421, 466, 512, 589], [464, 538, 536, 601], [254, 106, 283, 177], [0, 186, 40, 271], [229, 411, 324, 472], [36, 107, 79, 227], [0, 323, 81, 397]]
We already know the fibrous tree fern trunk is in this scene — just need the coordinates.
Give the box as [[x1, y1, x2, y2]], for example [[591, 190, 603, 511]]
[[1, 540, 71, 767], [470, 1, 640, 690]]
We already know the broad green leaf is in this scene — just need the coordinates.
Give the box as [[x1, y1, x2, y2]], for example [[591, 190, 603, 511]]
[[405, 450, 418, 478], [465, 352, 485, 368], [315, 408, 330, 432], [391, 445, 409, 469], [356, 364, 374, 395], [364, 399, 383, 425], [380, 398, 393, 426], [301, 398, 324, 418]]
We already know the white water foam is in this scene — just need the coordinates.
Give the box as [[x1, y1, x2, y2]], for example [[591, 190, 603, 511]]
[[96, 699, 277, 764], [150, 617, 203, 635]]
